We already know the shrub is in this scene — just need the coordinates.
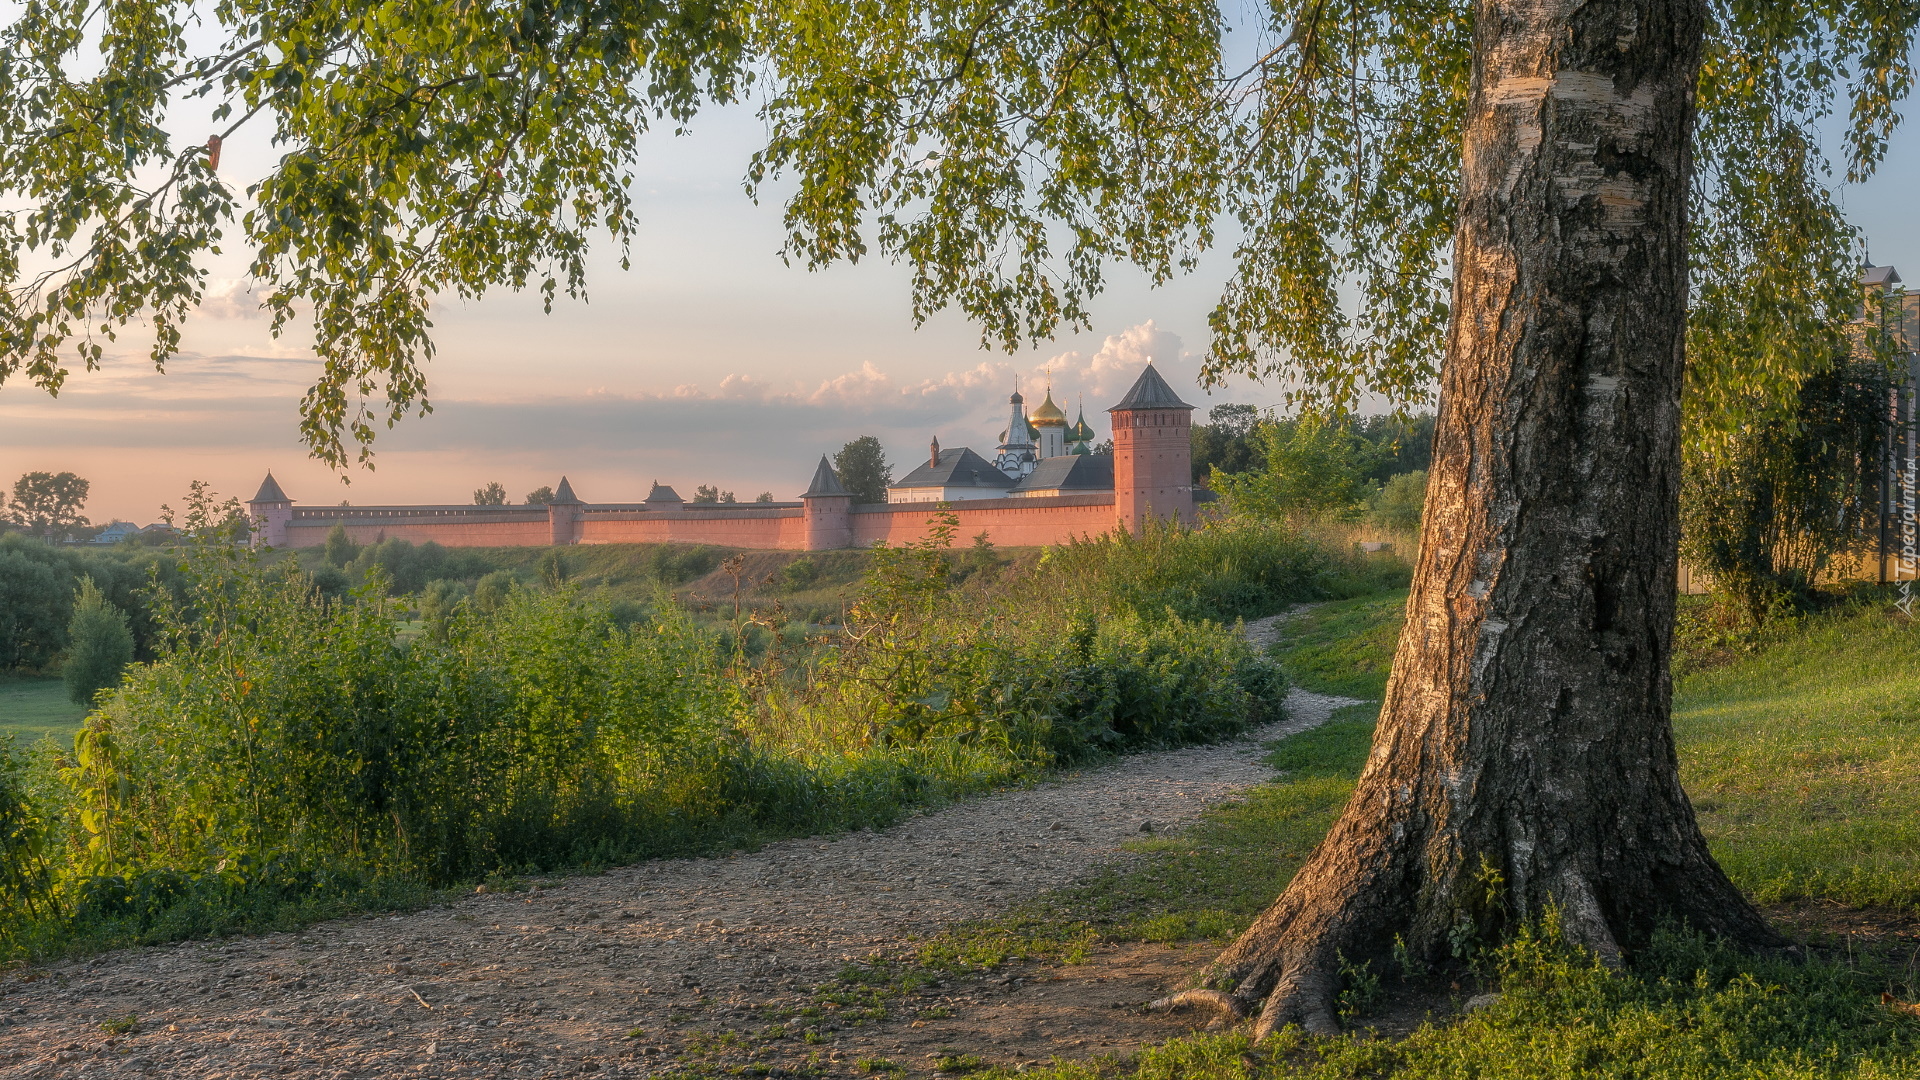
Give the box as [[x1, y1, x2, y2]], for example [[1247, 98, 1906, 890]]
[[322, 525, 359, 568], [473, 569, 518, 613], [0, 545, 69, 669], [1368, 470, 1427, 535], [64, 578, 134, 705], [1038, 517, 1330, 624], [1680, 357, 1886, 623], [776, 557, 820, 593]]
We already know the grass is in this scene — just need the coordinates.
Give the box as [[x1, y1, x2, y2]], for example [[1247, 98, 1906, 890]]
[[0, 676, 85, 744], [888, 590, 1920, 1079], [1676, 605, 1920, 911], [1267, 587, 1920, 915], [1267, 591, 1407, 697]]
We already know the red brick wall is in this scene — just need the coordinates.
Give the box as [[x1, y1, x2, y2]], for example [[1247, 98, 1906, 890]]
[[852, 495, 1117, 548], [279, 499, 1115, 551], [284, 517, 551, 549], [577, 509, 807, 549]]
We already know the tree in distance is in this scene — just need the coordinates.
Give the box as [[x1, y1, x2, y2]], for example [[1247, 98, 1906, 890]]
[[755, 492, 774, 503], [5, 473, 90, 542], [3, 0, 1913, 1037], [524, 486, 555, 506], [692, 484, 728, 504], [323, 524, 360, 570], [64, 578, 134, 706], [834, 437, 892, 504], [472, 482, 508, 506]]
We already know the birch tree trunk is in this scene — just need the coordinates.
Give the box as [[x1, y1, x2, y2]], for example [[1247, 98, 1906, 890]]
[[1163, 0, 1781, 1036]]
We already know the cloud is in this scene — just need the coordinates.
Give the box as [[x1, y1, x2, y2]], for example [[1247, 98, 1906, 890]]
[[195, 278, 273, 320]]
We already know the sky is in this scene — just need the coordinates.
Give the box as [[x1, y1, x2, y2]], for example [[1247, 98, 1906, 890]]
[[4, 61, 1919, 525]]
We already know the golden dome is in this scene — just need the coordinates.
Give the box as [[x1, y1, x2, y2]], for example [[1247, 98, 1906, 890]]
[[1029, 389, 1069, 427]]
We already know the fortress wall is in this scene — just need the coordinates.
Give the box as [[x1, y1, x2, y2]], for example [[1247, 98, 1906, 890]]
[[577, 509, 806, 549], [852, 495, 1116, 548], [275, 499, 1116, 552], [285, 517, 551, 548]]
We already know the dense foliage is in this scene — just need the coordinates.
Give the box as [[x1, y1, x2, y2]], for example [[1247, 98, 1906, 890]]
[[0, 509, 1363, 959], [0, 534, 177, 669], [62, 579, 134, 706], [833, 436, 893, 505], [1680, 357, 1889, 621], [2, 1, 1906, 460]]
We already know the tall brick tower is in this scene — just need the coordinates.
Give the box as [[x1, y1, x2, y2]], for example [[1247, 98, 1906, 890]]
[[547, 476, 583, 545], [1108, 365, 1194, 532], [246, 472, 294, 548], [801, 455, 854, 550]]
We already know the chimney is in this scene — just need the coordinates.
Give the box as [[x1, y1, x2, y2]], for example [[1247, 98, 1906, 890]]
[[930, 436, 941, 469]]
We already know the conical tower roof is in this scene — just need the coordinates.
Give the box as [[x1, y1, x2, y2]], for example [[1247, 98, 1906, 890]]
[[1108, 364, 1192, 411], [802, 455, 850, 497], [645, 481, 684, 503], [250, 472, 291, 503], [551, 476, 584, 504]]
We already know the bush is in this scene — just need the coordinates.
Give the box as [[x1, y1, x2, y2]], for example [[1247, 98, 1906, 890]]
[[775, 556, 820, 593], [1368, 470, 1427, 535], [473, 569, 518, 613], [644, 544, 720, 584], [0, 545, 69, 669], [0, 508, 1374, 960], [63, 579, 134, 705], [1039, 517, 1331, 624], [1680, 358, 1886, 623]]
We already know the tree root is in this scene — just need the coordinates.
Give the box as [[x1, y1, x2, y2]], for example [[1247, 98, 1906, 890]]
[[1252, 965, 1340, 1039], [1145, 988, 1244, 1018]]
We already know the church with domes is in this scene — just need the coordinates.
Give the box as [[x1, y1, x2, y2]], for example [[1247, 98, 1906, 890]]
[[888, 380, 1111, 504]]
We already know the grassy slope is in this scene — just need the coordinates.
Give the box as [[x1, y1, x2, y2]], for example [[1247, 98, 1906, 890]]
[[1274, 591, 1920, 915], [901, 594, 1920, 1078], [0, 677, 85, 744], [1270, 591, 1408, 697], [1679, 607, 1920, 910]]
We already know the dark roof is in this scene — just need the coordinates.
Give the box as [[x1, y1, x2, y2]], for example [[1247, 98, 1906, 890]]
[[802, 455, 851, 498], [251, 472, 291, 503], [891, 447, 1016, 490], [1108, 364, 1193, 412], [1864, 265, 1903, 288], [645, 481, 684, 503], [1010, 453, 1114, 493], [551, 476, 584, 504]]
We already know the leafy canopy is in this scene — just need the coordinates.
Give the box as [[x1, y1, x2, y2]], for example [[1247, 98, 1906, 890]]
[[833, 435, 892, 504], [5, 472, 91, 540], [1, 0, 1913, 465]]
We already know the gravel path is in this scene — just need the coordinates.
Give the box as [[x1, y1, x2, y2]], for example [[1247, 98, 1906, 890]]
[[0, 615, 1366, 1079]]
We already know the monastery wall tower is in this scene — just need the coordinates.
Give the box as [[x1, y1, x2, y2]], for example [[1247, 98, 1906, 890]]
[[1109, 365, 1194, 532]]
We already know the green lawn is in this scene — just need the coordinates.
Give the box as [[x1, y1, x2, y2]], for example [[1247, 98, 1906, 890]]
[[1269, 590, 1408, 697], [1677, 607, 1920, 911], [0, 676, 86, 745]]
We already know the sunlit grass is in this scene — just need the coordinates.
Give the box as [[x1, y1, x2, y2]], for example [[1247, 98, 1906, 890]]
[[1269, 590, 1407, 697], [0, 676, 84, 744], [1675, 606, 1920, 911]]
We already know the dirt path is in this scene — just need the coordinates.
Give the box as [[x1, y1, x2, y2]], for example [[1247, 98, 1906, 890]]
[[0, 616, 1365, 1080]]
